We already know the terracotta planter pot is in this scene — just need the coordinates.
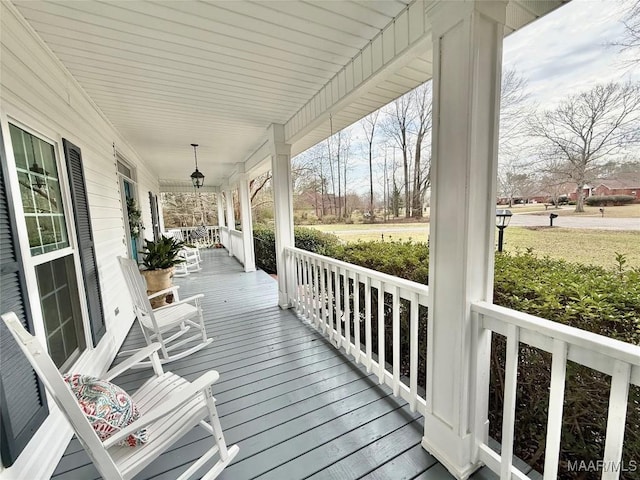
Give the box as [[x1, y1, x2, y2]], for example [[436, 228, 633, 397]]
[[140, 267, 175, 308]]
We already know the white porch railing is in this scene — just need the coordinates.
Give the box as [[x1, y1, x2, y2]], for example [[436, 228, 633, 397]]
[[230, 230, 244, 264], [285, 246, 640, 480], [472, 301, 640, 480], [174, 225, 220, 245], [285, 246, 429, 415], [219, 226, 229, 248]]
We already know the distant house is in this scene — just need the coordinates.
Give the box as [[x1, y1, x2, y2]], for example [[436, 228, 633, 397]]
[[593, 177, 640, 202]]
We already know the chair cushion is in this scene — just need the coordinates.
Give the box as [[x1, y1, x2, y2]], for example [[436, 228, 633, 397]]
[[64, 374, 148, 447]]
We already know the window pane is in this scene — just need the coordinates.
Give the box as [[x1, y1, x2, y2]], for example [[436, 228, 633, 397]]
[[37, 138, 56, 175], [48, 179, 64, 215], [17, 172, 36, 213], [9, 125, 28, 169], [41, 294, 60, 333], [48, 330, 66, 368]]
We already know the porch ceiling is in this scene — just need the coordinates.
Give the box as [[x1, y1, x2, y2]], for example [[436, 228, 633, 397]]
[[12, 0, 564, 186]]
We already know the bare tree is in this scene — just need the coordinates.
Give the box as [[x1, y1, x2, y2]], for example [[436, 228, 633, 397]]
[[615, 1, 640, 64], [498, 159, 532, 206], [383, 95, 413, 218], [361, 110, 380, 218], [410, 83, 432, 218], [499, 68, 531, 161], [529, 82, 640, 212], [340, 129, 353, 217]]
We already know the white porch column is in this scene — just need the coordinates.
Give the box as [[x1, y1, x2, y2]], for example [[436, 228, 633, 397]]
[[238, 168, 256, 272], [225, 189, 235, 256], [217, 192, 225, 228], [269, 124, 294, 308], [423, 2, 506, 479]]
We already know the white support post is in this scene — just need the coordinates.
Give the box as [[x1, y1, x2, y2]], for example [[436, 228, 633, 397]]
[[217, 192, 225, 228], [269, 124, 294, 309], [238, 169, 256, 272], [225, 189, 235, 257], [422, 2, 506, 479]]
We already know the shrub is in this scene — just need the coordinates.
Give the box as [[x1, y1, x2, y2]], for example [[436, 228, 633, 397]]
[[585, 195, 635, 206], [294, 226, 340, 256], [320, 215, 339, 224], [253, 225, 340, 274], [332, 240, 429, 284], [253, 225, 277, 273]]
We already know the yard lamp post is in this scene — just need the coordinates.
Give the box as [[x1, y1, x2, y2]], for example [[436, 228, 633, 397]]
[[495, 209, 512, 253]]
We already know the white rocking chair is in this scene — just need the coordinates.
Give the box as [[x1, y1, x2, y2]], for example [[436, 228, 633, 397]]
[[1, 312, 239, 480], [118, 256, 213, 366], [165, 230, 202, 277]]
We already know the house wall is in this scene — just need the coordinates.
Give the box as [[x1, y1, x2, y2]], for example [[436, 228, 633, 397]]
[[593, 185, 639, 200], [0, 3, 158, 479]]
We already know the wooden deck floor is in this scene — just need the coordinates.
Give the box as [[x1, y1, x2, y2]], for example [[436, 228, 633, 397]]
[[52, 249, 500, 480]]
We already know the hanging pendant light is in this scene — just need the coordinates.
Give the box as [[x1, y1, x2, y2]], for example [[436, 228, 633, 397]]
[[190, 143, 205, 189]]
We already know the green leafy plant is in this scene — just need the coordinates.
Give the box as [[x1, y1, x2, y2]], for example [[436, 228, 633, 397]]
[[140, 236, 184, 270], [253, 225, 339, 274], [126, 197, 143, 237]]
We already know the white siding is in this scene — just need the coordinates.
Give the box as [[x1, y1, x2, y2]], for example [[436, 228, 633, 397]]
[[0, 3, 158, 479]]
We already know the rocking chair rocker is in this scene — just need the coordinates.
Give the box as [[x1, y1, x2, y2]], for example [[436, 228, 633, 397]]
[[118, 256, 213, 366], [1, 312, 239, 480]]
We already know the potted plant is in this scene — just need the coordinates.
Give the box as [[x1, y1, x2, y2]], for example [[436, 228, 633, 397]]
[[139, 236, 184, 307]]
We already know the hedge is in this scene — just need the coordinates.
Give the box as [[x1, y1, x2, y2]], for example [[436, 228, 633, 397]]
[[253, 227, 640, 478], [253, 224, 339, 274], [585, 195, 635, 206]]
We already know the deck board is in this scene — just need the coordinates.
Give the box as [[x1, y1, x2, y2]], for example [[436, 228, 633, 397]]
[[52, 249, 468, 480]]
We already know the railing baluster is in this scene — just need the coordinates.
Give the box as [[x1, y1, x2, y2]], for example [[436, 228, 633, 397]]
[[335, 267, 342, 347], [602, 360, 632, 480], [543, 339, 567, 480], [500, 324, 519, 480], [299, 255, 306, 315], [344, 268, 351, 354], [313, 257, 320, 328], [378, 281, 385, 384], [365, 275, 372, 373], [303, 257, 311, 318], [392, 286, 400, 396], [353, 272, 361, 363], [327, 264, 335, 342], [409, 291, 419, 412], [320, 259, 327, 334], [294, 252, 301, 313]]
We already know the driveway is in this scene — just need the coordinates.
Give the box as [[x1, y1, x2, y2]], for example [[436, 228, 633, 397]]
[[509, 214, 640, 231]]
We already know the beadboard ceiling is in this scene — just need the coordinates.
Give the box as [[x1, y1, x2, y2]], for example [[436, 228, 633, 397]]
[[12, 0, 565, 186]]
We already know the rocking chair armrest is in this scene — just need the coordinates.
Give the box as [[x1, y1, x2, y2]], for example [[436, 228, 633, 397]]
[[148, 285, 181, 301], [102, 370, 221, 448], [152, 293, 204, 311], [102, 343, 163, 381]]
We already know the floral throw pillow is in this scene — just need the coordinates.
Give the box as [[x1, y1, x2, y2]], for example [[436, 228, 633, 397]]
[[63, 374, 148, 447]]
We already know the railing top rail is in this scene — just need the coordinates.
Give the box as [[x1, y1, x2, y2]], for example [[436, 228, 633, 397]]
[[230, 229, 242, 238], [473, 301, 640, 367], [286, 246, 429, 297], [179, 225, 219, 230]]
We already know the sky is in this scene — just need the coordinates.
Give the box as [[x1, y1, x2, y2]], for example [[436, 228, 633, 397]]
[[503, 0, 639, 109], [295, 0, 640, 197]]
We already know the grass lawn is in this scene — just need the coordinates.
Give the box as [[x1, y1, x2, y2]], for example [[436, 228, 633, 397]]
[[503, 227, 640, 269], [523, 203, 640, 218], [309, 223, 640, 269]]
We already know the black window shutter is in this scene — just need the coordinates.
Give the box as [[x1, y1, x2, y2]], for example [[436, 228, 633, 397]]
[[149, 191, 160, 241], [62, 139, 106, 346], [0, 129, 49, 467]]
